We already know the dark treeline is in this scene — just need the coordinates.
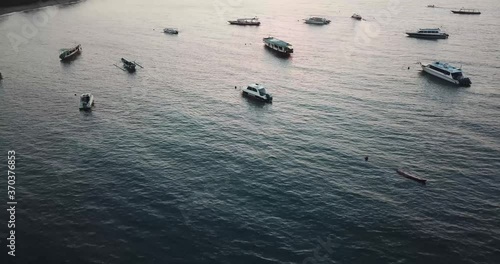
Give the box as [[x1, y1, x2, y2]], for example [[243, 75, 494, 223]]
[[0, 0, 51, 7]]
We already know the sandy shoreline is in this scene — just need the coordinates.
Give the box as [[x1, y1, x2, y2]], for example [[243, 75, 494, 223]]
[[0, 0, 83, 17]]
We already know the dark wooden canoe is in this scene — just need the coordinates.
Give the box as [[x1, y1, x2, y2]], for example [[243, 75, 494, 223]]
[[396, 169, 427, 184]]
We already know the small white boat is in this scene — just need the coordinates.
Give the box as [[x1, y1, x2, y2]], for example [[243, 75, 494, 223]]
[[304, 16, 331, 25], [59, 44, 82, 61], [406, 28, 449, 39], [163, 28, 179, 34], [351, 13, 362, 20], [241, 83, 273, 103], [420, 61, 471, 86], [79, 93, 94, 110]]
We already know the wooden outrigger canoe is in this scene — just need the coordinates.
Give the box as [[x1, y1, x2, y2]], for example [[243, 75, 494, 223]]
[[396, 169, 427, 184], [113, 58, 143, 72]]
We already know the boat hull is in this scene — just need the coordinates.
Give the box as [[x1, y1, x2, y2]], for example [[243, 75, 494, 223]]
[[228, 21, 260, 25], [396, 169, 427, 184], [60, 45, 82, 61], [263, 44, 292, 56], [406, 33, 448, 39], [304, 21, 330, 25], [451, 11, 481, 14], [242, 91, 272, 103]]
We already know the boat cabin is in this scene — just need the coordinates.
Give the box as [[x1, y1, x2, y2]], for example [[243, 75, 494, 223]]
[[418, 28, 441, 34], [81, 94, 90, 103], [429, 62, 464, 79]]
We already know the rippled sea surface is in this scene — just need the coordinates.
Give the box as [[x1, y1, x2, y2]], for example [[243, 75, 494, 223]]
[[1, 0, 499, 263]]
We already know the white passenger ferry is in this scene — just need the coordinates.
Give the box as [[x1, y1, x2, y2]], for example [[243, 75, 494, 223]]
[[406, 28, 449, 39], [420, 61, 471, 86]]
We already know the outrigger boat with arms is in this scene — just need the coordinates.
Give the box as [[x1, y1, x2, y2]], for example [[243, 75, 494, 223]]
[[241, 83, 273, 103], [79, 93, 94, 110], [59, 44, 81, 60], [263, 37, 293, 55], [420, 61, 471, 86], [396, 169, 427, 184], [114, 58, 143, 73], [228, 17, 260, 25]]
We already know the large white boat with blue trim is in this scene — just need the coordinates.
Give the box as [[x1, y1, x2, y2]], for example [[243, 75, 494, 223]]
[[406, 28, 449, 39], [420, 61, 471, 86]]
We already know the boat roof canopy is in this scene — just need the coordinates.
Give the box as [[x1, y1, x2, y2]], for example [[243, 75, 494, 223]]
[[264, 37, 292, 48], [237, 17, 258, 20], [431, 62, 463, 73], [419, 28, 441, 31], [248, 83, 266, 89]]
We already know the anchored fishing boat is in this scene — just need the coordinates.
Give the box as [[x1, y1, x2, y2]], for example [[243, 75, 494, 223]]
[[114, 58, 143, 73], [263, 37, 293, 55], [163, 28, 179, 34], [420, 61, 471, 86], [406, 28, 449, 39], [396, 169, 427, 184], [451, 8, 481, 14], [228, 17, 260, 25], [304, 16, 331, 25], [351, 13, 362, 20], [241, 83, 273, 103], [59, 44, 81, 61], [79, 93, 94, 111]]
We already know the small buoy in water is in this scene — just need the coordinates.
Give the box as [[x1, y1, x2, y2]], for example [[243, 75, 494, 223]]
[[0, 72, 3, 79], [235, 86, 237, 89], [408, 66, 410, 70], [365, 156, 369, 161], [74, 93, 77, 96]]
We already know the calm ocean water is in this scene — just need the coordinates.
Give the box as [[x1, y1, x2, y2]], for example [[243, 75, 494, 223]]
[[1, 0, 499, 263]]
